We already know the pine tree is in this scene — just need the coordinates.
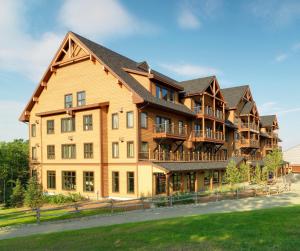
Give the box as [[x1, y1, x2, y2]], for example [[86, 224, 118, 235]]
[[24, 177, 43, 209], [225, 160, 240, 187], [10, 179, 24, 207], [239, 162, 250, 183]]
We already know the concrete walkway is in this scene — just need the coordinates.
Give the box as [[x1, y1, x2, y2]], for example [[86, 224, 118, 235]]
[[0, 175, 299, 240]]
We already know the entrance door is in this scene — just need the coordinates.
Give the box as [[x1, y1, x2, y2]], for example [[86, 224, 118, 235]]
[[187, 172, 196, 192], [155, 173, 166, 195]]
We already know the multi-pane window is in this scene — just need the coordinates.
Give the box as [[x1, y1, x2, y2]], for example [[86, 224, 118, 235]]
[[140, 142, 149, 159], [32, 147, 37, 160], [112, 142, 119, 158], [47, 145, 55, 159], [204, 171, 211, 185], [31, 124, 36, 137], [156, 85, 161, 98], [47, 120, 55, 134], [112, 113, 119, 129], [77, 91, 86, 107], [213, 171, 219, 184], [162, 87, 168, 101], [172, 173, 181, 191], [64, 94, 73, 108], [62, 171, 76, 190], [127, 172, 135, 193], [83, 172, 94, 192], [83, 115, 93, 131], [112, 171, 119, 192], [47, 171, 56, 189], [62, 144, 76, 159], [169, 90, 175, 102], [126, 111, 134, 128], [127, 141, 134, 158], [140, 112, 147, 129], [61, 118, 75, 132], [84, 143, 93, 159]]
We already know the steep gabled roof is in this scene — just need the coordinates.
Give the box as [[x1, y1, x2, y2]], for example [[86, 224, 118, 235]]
[[178, 76, 215, 96], [240, 101, 254, 115], [221, 85, 249, 109], [260, 115, 277, 128], [20, 32, 195, 121]]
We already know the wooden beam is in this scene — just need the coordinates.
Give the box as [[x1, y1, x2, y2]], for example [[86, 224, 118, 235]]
[[41, 81, 47, 87]]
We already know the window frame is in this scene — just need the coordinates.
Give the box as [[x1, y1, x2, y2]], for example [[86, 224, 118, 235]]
[[64, 94, 73, 108], [83, 171, 94, 192], [140, 112, 148, 129], [31, 124, 36, 137], [112, 171, 119, 193], [47, 171, 56, 189], [83, 114, 93, 131], [47, 120, 55, 134], [61, 117, 76, 133], [77, 91, 86, 107], [84, 143, 94, 159], [112, 142, 119, 158], [127, 172, 135, 194], [31, 147, 37, 160], [112, 113, 119, 129], [61, 144, 76, 159], [47, 145, 55, 160], [62, 171, 76, 191], [127, 141, 134, 158], [126, 111, 134, 128]]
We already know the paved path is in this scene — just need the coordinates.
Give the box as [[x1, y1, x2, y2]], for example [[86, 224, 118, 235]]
[[1, 175, 299, 240]]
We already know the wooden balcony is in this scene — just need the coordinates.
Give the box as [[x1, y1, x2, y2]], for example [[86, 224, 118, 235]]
[[193, 106, 224, 122], [139, 150, 227, 162], [239, 122, 259, 132], [191, 130, 225, 143], [153, 124, 187, 140], [240, 139, 260, 148]]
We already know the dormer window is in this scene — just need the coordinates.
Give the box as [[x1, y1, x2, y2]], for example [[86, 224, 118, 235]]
[[155, 84, 176, 103], [65, 94, 73, 108]]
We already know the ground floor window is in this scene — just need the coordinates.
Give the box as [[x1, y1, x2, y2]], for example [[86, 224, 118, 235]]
[[155, 173, 166, 194], [187, 172, 196, 192], [213, 171, 219, 184], [173, 173, 181, 191], [83, 172, 94, 192], [112, 171, 119, 193], [204, 171, 211, 185], [47, 171, 56, 189], [127, 172, 135, 193], [31, 170, 37, 178], [62, 171, 76, 190]]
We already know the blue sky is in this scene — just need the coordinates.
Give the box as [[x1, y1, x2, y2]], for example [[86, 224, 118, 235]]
[[1, 0, 300, 150]]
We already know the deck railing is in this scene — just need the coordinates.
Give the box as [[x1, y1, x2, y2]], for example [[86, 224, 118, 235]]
[[153, 123, 187, 137], [193, 106, 224, 120], [192, 130, 225, 141], [240, 122, 259, 131], [240, 138, 260, 148]]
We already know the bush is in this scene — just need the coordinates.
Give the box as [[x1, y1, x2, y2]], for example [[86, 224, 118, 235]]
[[42, 193, 85, 205], [24, 177, 43, 209], [10, 179, 25, 207]]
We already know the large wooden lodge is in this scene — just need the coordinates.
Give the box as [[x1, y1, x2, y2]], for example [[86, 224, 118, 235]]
[[20, 32, 282, 199]]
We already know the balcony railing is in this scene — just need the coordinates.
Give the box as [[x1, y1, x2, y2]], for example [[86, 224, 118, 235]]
[[193, 106, 224, 120], [153, 123, 187, 139], [240, 122, 259, 131], [240, 138, 260, 148], [191, 130, 225, 141], [139, 150, 228, 162]]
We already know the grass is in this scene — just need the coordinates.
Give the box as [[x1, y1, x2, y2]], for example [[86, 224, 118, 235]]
[[0, 205, 300, 250], [0, 206, 118, 227]]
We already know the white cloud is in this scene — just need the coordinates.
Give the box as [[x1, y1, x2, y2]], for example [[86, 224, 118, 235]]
[[160, 63, 220, 78], [178, 9, 201, 29], [274, 53, 288, 62], [59, 0, 155, 39], [0, 101, 27, 141]]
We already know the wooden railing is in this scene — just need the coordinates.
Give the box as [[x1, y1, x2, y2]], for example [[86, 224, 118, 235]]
[[240, 122, 259, 131], [240, 138, 260, 148], [139, 150, 227, 162], [153, 123, 187, 138], [193, 106, 224, 120], [191, 130, 225, 141]]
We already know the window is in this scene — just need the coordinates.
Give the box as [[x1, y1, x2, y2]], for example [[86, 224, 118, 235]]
[[47, 171, 56, 189], [64, 94, 73, 108], [83, 172, 94, 192], [204, 171, 211, 185], [47, 145, 55, 159], [47, 120, 55, 134], [62, 144, 76, 159], [155, 173, 166, 194], [178, 121, 184, 135], [77, 91, 86, 106], [140, 112, 148, 129], [127, 172, 135, 193], [156, 85, 161, 98], [126, 111, 134, 128], [31, 124, 36, 137], [140, 142, 149, 159], [112, 113, 119, 129], [112, 142, 119, 158], [169, 90, 175, 102], [213, 171, 219, 184], [172, 173, 181, 191], [162, 87, 168, 101], [31, 170, 37, 178], [127, 141, 134, 158], [62, 171, 76, 190], [83, 115, 93, 131], [112, 171, 119, 193], [84, 143, 93, 159], [32, 147, 37, 160], [61, 118, 75, 132]]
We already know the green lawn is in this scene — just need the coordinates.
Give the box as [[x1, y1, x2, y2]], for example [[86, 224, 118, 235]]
[[1, 205, 300, 251], [0, 207, 117, 227]]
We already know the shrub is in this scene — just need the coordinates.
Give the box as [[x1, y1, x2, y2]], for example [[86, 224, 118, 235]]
[[24, 177, 43, 209], [10, 179, 25, 207], [42, 193, 85, 205]]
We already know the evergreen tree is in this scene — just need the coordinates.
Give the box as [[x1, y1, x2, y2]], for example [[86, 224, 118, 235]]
[[253, 164, 262, 184], [225, 160, 240, 186], [239, 162, 250, 183], [10, 179, 25, 207], [24, 177, 43, 209], [265, 149, 283, 179]]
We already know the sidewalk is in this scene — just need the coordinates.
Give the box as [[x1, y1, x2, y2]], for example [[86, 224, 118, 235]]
[[1, 181, 299, 241]]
